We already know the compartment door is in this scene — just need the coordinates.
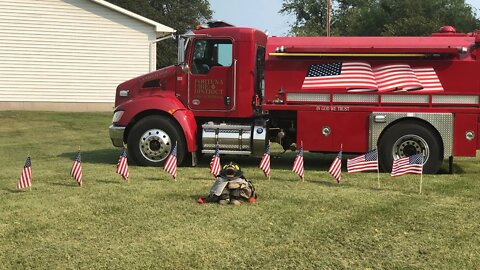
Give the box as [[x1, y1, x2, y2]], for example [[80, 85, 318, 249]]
[[297, 111, 369, 153], [188, 39, 234, 111]]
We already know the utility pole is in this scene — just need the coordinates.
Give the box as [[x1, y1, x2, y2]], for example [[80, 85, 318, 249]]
[[327, 0, 331, 37]]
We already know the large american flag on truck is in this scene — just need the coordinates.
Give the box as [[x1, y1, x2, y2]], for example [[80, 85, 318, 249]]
[[301, 62, 443, 93]]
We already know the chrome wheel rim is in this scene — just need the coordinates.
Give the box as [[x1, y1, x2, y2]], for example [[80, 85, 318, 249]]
[[138, 129, 172, 162], [392, 134, 429, 164]]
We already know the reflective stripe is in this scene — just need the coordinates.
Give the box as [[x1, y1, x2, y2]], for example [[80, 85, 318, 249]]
[[286, 93, 479, 105], [287, 93, 329, 102], [333, 94, 378, 103], [381, 95, 429, 104], [432, 95, 479, 104]]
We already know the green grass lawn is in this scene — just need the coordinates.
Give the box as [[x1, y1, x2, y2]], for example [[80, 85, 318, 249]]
[[0, 111, 479, 269]]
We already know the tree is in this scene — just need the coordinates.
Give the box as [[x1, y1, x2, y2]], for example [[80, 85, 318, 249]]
[[281, 0, 329, 36], [281, 0, 480, 36], [106, 0, 212, 68]]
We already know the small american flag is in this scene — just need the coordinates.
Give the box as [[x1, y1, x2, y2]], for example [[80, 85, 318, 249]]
[[391, 154, 424, 177], [329, 150, 342, 183], [116, 148, 129, 181], [210, 145, 221, 177], [347, 149, 378, 173], [17, 156, 32, 190], [292, 144, 304, 179], [70, 151, 83, 186], [259, 143, 271, 177], [164, 143, 177, 180]]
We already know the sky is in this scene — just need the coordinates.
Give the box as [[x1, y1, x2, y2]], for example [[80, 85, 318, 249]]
[[209, 0, 480, 36], [209, 0, 293, 36]]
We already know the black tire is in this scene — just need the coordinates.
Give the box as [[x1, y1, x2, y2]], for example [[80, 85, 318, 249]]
[[127, 115, 186, 166], [378, 120, 443, 174]]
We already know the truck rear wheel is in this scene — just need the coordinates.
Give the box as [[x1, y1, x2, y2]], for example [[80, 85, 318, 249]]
[[127, 115, 186, 166], [378, 121, 443, 174]]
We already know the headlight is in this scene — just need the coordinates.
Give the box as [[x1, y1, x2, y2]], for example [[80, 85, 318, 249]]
[[119, 90, 129, 97], [112, 111, 124, 123]]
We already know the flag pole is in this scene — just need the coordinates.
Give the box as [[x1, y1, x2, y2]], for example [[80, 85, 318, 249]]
[[301, 141, 305, 182], [419, 173, 423, 194], [78, 146, 82, 187], [419, 155, 424, 194], [376, 146, 380, 189], [122, 142, 130, 185], [79, 146, 83, 187], [174, 142, 178, 182], [377, 169, 380, 189], [28, 153, 32, 191], [340, 144, 343, 184], [268, 141, 271, 180]]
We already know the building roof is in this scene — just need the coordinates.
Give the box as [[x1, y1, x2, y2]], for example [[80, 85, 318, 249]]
[[89, 0, 175, 36]]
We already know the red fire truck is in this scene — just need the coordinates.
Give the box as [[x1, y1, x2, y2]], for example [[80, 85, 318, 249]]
[[109, 22, 480, 174]]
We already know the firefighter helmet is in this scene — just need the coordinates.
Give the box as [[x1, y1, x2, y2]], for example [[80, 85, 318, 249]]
[[220, 162, 243, 178]]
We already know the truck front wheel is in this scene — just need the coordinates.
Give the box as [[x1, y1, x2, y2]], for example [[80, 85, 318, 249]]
[[127, 115, 186, 166], [378, 121, 443, 174]]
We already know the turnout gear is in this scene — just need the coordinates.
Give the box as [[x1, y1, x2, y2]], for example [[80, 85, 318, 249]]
[[203, 162, 257, 205]]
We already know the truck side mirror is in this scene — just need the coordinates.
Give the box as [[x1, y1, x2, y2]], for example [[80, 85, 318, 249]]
[[181, 63, 190, 74], [178, 29, 199, 65], [178, 38, 185, 64]]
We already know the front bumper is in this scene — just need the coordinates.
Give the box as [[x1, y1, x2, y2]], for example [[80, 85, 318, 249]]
[[109, 125, 126, 147]]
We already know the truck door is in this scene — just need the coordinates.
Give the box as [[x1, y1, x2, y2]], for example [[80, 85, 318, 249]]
[[188, 39, 234, 111]]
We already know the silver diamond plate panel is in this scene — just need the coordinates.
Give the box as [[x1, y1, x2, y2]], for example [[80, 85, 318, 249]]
[[369, 112, 453, 157], [382, 95, 429, 104], [201, 149, 252, 155], [287, 93, 330, 102], [203, 144, 250, 150], [202, 122, 252, 153], [333, 94, 378, 103], [432, 95, 479, 104]]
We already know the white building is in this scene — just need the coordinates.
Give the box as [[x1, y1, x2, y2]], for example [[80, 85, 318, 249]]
[[0, 0, 174, 111]]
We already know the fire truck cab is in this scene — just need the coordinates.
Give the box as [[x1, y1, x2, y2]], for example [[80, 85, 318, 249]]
[[109, 22, 480, 174]]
